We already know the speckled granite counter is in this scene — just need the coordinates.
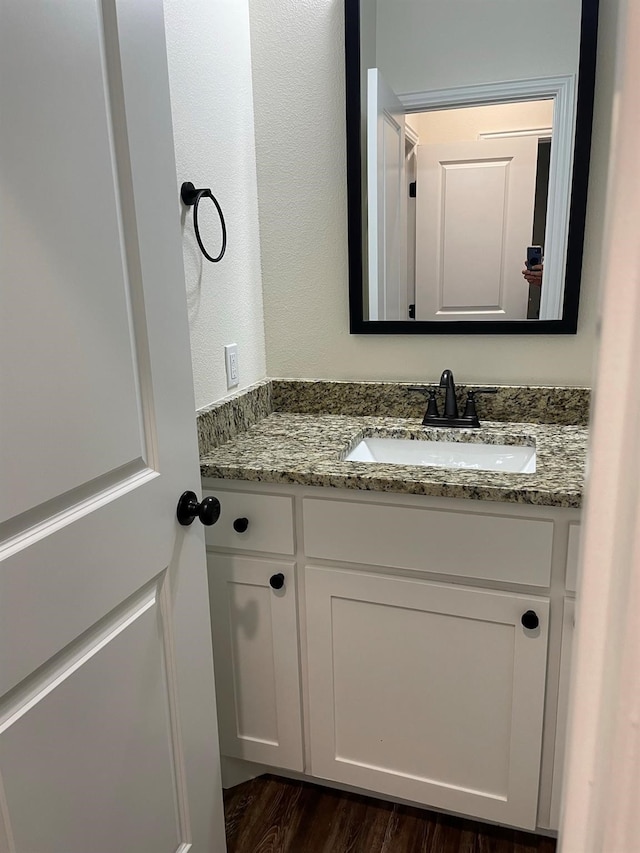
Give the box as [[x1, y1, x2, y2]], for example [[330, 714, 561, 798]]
[[196, 379, 591, 455], [200, 413, 587, 508]]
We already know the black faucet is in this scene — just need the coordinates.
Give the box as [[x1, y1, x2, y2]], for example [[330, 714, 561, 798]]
[[410, 370, 497, 428], [439, 369, 458, 418]]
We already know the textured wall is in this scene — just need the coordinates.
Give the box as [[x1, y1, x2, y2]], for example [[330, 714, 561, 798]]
[[250, 0, 614, 387], [376, 0, 581, 94], [164, 0, 266, 411]]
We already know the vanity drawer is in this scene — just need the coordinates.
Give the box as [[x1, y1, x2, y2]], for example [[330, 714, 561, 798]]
[[303, 498, 553, 587], [204, 489, 295, 555]]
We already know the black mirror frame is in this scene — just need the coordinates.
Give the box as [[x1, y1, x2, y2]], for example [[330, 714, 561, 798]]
[[346, 0, 600, 335]]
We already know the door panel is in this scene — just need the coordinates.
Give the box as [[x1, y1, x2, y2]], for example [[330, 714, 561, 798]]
[[415, 137, 538, 320], [433, 159, 513, 308], [0, 594, 182, 853], [306, 566, 549, 830], [0, 1, 224, 849], [1, 0, 150, 522]]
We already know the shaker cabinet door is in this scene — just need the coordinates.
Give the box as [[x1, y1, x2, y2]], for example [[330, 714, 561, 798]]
[[209, 555, 303, 771], [305, 566, 549, 830]]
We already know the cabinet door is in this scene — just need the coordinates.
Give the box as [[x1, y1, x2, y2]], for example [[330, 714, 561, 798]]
[[306, 566, 549, 830], [209, 555, 303, 770]]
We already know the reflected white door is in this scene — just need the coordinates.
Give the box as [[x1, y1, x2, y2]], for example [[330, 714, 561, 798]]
[[367, 68, 408, 320], [0, 2, 225, 851], [415, 137, 538, 321]]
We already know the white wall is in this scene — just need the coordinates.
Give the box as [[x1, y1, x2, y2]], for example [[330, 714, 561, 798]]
[[249, 0, 614, 387], [164, 0, 266, 411], [360, 0, 377, 96], [376, 0, 581, 95]]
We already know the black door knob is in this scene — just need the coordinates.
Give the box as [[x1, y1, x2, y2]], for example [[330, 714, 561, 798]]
[[269, 573, 285, 590], [176, 491, 221, 526], [521, 610, 539, 630], [233, 517, 249, 533]]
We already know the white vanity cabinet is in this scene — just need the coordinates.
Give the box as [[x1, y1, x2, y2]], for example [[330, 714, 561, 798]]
[[203, 480, 580, 833], [204, 491, 304, 772]]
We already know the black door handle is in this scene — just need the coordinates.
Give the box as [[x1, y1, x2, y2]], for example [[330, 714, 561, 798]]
[[176, 491, 221, 526], [233, 517, 249, 533], [521, 610, 539, 630], [269, 573, 285, 590]]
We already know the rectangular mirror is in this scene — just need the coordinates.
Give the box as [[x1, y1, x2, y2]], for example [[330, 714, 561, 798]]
[[346, 0, 599, 334]]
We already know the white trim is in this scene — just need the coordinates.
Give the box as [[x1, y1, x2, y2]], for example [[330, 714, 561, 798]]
[[405, 122, 420, 148], [478, 128, 553, 140], [399, 77, 574, 112], [541, 79, 576, 321], [560, 3, 640, 850], [400, 77, 576, 322]]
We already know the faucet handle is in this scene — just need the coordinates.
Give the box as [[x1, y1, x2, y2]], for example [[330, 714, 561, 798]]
[[425, 389, 439, 418], [462, 391, 479, 421], [462, 388, 497, 425]]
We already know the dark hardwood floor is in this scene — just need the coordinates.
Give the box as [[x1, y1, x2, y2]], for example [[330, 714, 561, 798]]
[[224, 775, 557, 853]]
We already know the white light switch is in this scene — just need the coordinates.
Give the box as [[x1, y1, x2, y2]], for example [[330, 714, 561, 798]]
[[224, 343, 239, 389]]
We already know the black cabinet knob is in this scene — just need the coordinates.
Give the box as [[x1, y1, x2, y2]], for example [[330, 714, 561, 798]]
[[176, 491, 221, 527], [269, 573, 285, 590], [233, 517, 249, 533], [521, 610, 539, 630]]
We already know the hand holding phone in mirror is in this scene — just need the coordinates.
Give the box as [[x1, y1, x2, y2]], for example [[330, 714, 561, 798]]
[[522, 245, 543, 286]]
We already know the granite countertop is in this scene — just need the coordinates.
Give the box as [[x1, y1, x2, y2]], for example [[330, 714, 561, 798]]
[[200, 412, 587, 507]]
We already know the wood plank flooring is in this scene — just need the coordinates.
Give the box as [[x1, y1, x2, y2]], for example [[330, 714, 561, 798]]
[[224, 775, 557, 853]]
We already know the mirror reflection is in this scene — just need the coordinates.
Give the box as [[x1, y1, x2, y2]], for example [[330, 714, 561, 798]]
[[369, 96, 554, 321], [349, 0, 597, 333]]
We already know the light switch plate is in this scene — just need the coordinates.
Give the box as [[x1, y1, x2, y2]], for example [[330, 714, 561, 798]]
[[224, 343, 239, 389]]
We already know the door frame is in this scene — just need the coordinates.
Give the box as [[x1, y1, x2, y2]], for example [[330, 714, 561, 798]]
[[367, 68, 408, 321], [560, 1, 640, 848]]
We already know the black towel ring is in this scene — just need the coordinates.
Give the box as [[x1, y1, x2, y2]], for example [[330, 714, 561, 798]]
[[181, 181, 227, 263]]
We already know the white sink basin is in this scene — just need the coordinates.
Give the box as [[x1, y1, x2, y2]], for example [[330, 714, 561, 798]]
[[345, 437, 536, 473]]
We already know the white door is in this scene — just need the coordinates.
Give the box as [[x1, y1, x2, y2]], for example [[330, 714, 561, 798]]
[[415, 137, 539, 321], [367, 68, 408, 320], [306, 566, 549, 830], [0, 3, 225, 852]]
